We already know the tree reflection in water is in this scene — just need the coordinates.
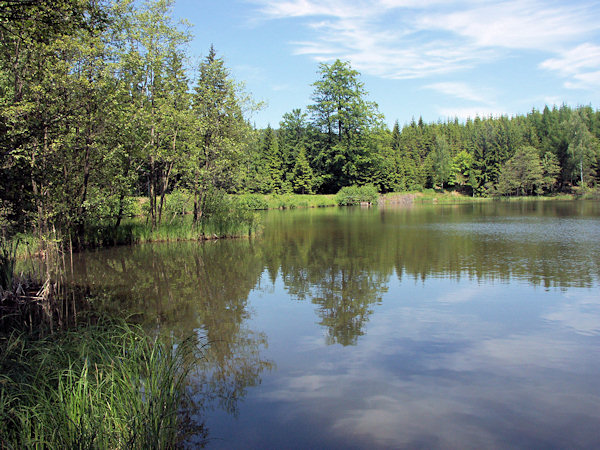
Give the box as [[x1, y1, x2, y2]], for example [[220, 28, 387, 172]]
[[65, 201, 600, 443], [70, 239, 274, 438]]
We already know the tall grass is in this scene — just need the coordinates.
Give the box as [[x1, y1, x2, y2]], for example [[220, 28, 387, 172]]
[[266, 193, 337, 209], [0, 319, 202, 449], [0, 235, 18, 291]]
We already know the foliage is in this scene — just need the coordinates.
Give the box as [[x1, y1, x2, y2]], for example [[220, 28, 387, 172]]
[[291, 146, 315, 194], [188, 45, 253, 225], [0, 235, 18, 291], [1, 0, 599, 255], [496, 146, 545, 196], [564, 110, 599, 187], [266, 194, 336, 209], [236, 194, 269, 210], [431, 134, 453, 189], [336, 185, 379, 206], [307, 60, 382, 192]]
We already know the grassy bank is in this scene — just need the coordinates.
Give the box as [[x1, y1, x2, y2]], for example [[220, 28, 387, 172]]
[[0, 319, 200, 449], [85, 213, 261, 248], [13, 190, 595, 258], [11, 206, 261, 259], [381, 190, 592, 205]]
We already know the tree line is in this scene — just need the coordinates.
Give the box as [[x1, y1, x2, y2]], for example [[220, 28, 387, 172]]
[[1, 0, 599, 244], [250, 60, 600, 197]]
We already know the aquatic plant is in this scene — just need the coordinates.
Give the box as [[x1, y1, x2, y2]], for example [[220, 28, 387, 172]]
[[0, 319, 201, 449]]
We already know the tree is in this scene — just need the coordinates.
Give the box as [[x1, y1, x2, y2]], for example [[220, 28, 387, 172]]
[[450, 150, 476, 195], [431, 134, 452, 189], [291, 146, 314, 194], [307, 60, 382, 192], [262, 125, 284, 193], [190, 45, 248, 224], [0, 0, 112, 240], [496, 146, 543, 196], [540, 151, 560, 193], [278, 108, 309, 184], [564, 110, 599, 188]]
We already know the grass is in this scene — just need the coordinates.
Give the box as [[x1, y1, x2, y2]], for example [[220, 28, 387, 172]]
[[263, 193, 337, 209], [0, 319, 202, 449], [0, 236, 19, 290], [380, 190, 589, 205], [1, 233, 205, 448], [381, 190, 485, 205], [138, 192, 338, 213]]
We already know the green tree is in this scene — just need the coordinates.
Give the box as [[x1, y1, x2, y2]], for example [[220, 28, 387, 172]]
[[564, 110, 599, 188], [540, 151, 560, 193], [451, 150, 476, 195], [0, 0, 113, 239], [278, 108, 309, 186], [431, 134, 452, 189], [190, 46, 248, 224], [308, 59, 382, 192], [262, 125, 284, 193], [497, 146, 543, 196], [291, 146, 315, 194]]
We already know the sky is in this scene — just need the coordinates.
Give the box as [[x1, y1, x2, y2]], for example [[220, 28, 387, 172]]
[[170, 0, 600, 128]]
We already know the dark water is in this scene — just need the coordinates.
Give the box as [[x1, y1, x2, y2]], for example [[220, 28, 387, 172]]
[[72, 201, 600, 449]]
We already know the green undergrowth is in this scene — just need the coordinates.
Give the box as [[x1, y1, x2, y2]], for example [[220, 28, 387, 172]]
[[381, 190, 584, 204], [141, 192, 337, 213], [263, 193, 337, 209], [86, 214, 260, 247], [336, 185, 379, 206], [410, 190, 486, 204], [0, 319, 201, 449]]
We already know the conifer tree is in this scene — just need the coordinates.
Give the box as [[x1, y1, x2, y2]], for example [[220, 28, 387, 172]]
[[291, 146, 315, 194]]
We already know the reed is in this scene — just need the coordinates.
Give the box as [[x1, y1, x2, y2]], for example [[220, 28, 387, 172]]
[[0, 319, 201, 449], [265, 194, 337, 209], [0, 235, 18, 291]]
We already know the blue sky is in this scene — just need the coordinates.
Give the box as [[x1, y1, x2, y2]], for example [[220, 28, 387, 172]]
[[171, 0, 600, 128]]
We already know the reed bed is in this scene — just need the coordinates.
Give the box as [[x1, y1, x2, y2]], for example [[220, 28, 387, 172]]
[[0, 319, 201, 449]]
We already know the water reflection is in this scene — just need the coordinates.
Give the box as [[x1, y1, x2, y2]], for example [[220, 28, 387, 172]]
[[68, 201, 600, 448], [72, 240, 274, 421]]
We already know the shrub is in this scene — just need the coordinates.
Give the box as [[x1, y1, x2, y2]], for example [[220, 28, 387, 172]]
[[335, 185, 379, 206], [236, 194, 269, 210]]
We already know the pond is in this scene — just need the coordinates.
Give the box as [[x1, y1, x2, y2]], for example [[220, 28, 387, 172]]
[[72, 201, 600, 449]]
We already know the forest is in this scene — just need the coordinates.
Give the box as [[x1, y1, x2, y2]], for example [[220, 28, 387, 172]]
[[1, 0, 600, 245], [1, 1, 600, 446]]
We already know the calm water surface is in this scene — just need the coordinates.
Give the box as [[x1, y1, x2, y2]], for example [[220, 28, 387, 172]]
[[73, 201, 600, 449]]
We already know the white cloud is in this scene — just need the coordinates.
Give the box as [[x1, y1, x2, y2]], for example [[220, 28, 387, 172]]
[[540, 43, 600, 89], [435, 285, 484, 303], [543, 292, 600, 336], [252, 0, 600, 96], [424, 82, 492, 103], [423, 1, 600, 51], [565, 71, 600, 90]]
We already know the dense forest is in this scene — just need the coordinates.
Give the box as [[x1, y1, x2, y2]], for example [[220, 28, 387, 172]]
[[1, 0, 599, 243]]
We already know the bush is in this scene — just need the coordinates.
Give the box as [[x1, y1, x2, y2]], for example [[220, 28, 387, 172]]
[[199, 189, 260, 237], [335, 185, 379, 206], [235, 194, 269, 211], [164, 189, 193, 218]]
